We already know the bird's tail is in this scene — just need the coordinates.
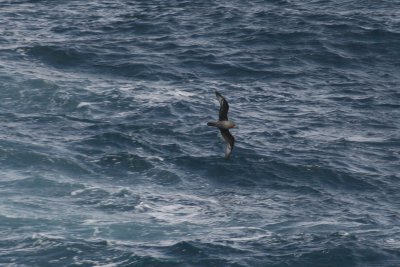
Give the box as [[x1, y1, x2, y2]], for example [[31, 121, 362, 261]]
[[207, 122, 217, 127]]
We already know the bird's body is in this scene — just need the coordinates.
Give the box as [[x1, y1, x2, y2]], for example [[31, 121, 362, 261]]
[[207, 91, 236, 158], [207, 120, 235, 129]]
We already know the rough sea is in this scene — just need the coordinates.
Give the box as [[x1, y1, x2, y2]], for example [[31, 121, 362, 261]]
[[1, 0, 399, 266]]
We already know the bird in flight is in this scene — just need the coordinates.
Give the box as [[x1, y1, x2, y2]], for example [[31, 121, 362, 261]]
[[207, 91, 236, 158]]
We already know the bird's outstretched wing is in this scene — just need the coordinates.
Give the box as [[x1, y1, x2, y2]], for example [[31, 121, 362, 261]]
[[215, 91, 229, 121], [220, 129, 235, 158]]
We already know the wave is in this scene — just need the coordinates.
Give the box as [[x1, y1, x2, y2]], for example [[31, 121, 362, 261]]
[[170, 152, 377, 192], [26, 44, 95, 67], [0, 231, 398, 267], [72, 186, 141, 213], [0, 140, 92, 176], [0, 176, 84, 198], [24, 44, 186, 81]]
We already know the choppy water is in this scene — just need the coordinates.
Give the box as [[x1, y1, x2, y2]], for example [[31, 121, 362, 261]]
[[1, 0, 400, 266]]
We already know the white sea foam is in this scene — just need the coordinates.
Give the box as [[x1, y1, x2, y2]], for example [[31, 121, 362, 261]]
[[77, 102, 92, 108]]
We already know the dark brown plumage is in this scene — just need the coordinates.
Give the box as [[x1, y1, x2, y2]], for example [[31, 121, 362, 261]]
[[207, 91, 236, 158]]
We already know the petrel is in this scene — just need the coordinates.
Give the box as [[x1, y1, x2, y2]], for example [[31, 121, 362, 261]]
[[207, 91, 236, 158]]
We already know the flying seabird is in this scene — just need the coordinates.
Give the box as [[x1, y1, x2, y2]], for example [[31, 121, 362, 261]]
[[207, 91, 236, 158]]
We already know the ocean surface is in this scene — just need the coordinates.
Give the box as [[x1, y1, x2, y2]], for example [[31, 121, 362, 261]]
[[1, 0, 399, 266]]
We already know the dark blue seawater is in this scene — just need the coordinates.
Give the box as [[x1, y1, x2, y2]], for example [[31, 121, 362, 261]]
[[1, 0, 400, 266]]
